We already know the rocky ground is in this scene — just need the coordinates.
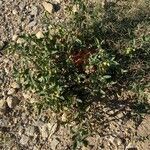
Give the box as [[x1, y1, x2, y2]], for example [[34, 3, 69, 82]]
[[0, 0, 150, 150]]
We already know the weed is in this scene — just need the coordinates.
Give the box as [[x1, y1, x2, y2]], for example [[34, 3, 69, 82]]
[[6, 0, 149, 116]]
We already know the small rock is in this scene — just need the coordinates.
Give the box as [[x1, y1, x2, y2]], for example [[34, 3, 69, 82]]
[[19, 2, 26, 11], [25, 126, 35, 136], [116, 138, 122, 146], [47, 123, 57, 137], [0, 1, 2, 5], [30, 6, 38, 16], [117, 112, 124, 118], [12, 35, 18, 41], [22, 91, 31, 99], [20, 135, 29, 145], [126, 143, 138, 150], [33, 146, 39, 150], [3, 58, 9, 63], [11, 82, 20, 89], [28, 20, 37, 28], [81, 146, 90, 150], [42, 2, 53, 14], [7, 88, 15, 95], [50, 138, 59, 150], [40, 125, 48, 139], [0, 100, 6, 110], [61, 112, 68, 122], [53, 0, 61, 3], [6, 96, 19, 108], [17, 38, 26, 44], [18, 126, 24, 136], [109, 135, 115, 144], [12, 9, 18, 15], [72, 5, 78, 13], [36, 31, 44, 39]]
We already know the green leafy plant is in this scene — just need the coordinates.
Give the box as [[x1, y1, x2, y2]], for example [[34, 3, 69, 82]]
[[8, 0, 149, 113]]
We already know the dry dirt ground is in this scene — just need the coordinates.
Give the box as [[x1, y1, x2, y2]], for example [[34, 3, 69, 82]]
[[0, 0, 150, 150]]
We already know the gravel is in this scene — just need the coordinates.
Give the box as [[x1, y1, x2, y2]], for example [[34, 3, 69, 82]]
[[0, 0, 43, 43], [0, 0, 150, 150]]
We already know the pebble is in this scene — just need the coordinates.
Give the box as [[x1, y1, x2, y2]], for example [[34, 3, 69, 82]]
[[22, 91, 32, 99], [50, 138, 59, 150], [72, 5, 78, 13], [42, 2, 53, 14], [117, 112, 124, 118], [25, 126, 35, 136], [12, 9, 18, 15], [109, 135, 115, 144], [61, 112, 68, 122], [7, 88, 15, 95], [30, 6, 38, 16], [81, 146, 90, 150], [12, 35, 18, 41], [11, 82, 20, 89], [28, 20, 37, 28], [40, 124, 48, 139], [0, 100, 6, 110], [116, 138, 122, 146], [17, 38, 26, 44], [125, 143, 138, 150], [20, 135, 29, 145], [47, 123, 57, 137], [36, 31, 44, 39], [19, 2, 26, 11], [18, 126, 24, 136], [6, 96, 19, 108], [53, 0, 61, 3]]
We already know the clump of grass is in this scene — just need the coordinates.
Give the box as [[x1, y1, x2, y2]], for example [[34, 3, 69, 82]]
[[8, 0, 150, 113]]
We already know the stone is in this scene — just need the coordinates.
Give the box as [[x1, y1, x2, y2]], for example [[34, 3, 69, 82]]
[[7, 88, 15, 95], [30, 6, 38, 16], [12, 9, 18, 15], [11, 82, 20, 89], [116, 138, 122, 146], [0, 100, 6, 110], [22, 91, 31, 99], [81, 146, 90, 150], [28, 20, 37, 28], [17, 38, 26, 44], [25, 126, 35, 136], [19, 2, 26, 11], [12, 34, 18, 41], [20, 135, 29, 145], [42, 2, 53, 14], [117, 112, 124, 118], [36, 31, 44, 39], [126, 143, 138, 150], [50, 138, 59, 150], [6, 96, 19, 108], [53, 0, 61, 3], [33, 146, 39, 150], [47, 123, 57, 137], [40, 124, 48, 139], [18, 126, 24, 136], [72, 5, 78, 13], [39, 122, 57, 139], [109, 135, 115, 144], [61, 112, 68, 122], [0, 1, 2, 5]]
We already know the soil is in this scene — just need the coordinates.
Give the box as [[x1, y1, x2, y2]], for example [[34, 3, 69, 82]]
[[0, 0, 150, 150]]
